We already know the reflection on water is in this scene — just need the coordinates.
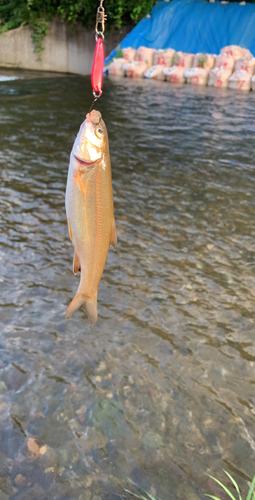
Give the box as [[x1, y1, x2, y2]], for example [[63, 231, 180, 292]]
[[0, 76, 21, 82], [0, 70, 255, 500]]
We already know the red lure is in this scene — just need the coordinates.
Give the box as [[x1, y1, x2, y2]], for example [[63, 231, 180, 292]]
[[91, 38, 105, 97]]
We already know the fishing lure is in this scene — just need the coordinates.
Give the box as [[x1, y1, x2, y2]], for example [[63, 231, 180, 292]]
[[91, 0, 107, 102]]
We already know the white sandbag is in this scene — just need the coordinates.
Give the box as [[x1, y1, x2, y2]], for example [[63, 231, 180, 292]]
[[122, 48, 136, 62], [163, 66, 184, 83], [218, 54, 235, 71], [243, 48, 253, 59], [144, 49, 175, 79], [123, 61, 148, 78], [106, 47, 136, 76], [193, 53, 215, 71], [107, 58, 126, 76], [144, 65, 167, 79], [208, 54, 235, 86], [252, 75, 255, 91], [228, 69, 252, 91], [185, 53, 215, 85], [135, 46, 155, 66], [185, 67, 209, 85], [235, 57, 255, 76], [153, 48, 175, 66], [208, 68, 218, 86], [213, 67, 233, 88], [174, 51, 194, 69], [164, 52, 194, 83], [123, 47, 155, 76], [220, 45, 252, 61]]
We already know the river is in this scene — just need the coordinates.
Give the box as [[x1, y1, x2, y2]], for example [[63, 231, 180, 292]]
[[0, 68, 255, 500]]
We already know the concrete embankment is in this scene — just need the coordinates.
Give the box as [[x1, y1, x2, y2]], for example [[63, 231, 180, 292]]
[[0, 19, 130, 75]]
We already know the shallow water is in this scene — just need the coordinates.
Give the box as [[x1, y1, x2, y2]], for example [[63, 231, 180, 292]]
[[0, 69, 255, 500]]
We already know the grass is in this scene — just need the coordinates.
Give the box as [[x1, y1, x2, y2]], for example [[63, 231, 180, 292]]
[[125, 472, 255, 500], [205, 471, 255, 500], [125, 479, 161, 500]]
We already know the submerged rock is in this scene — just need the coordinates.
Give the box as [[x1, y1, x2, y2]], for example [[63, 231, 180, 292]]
[[141, 431, 163, 450], [14, 474, 26, 487]]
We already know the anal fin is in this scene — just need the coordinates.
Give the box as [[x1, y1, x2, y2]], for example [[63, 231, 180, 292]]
[[67, 218, 73, 241], [110, 218, 117, 251], [73, 250, 81, 275]]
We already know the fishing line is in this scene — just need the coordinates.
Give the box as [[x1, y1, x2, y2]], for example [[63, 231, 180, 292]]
[[89, 96, 98, 112], [89, 90, 103, 111]]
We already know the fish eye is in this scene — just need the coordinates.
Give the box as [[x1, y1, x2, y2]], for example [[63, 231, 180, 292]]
[[96, 128, 104, 138]]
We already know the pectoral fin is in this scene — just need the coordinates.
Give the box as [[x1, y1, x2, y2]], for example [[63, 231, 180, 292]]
[[110, 218, 117, 251], [73, 250, 81, 275], [74, 169, 88, 203]]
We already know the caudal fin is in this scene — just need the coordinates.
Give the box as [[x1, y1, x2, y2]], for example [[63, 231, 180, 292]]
[[65, 291, 98, 326], [84, 294, 98, 326]]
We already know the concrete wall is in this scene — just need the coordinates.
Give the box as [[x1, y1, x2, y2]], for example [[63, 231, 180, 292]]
[[0, 19, 130, 75]]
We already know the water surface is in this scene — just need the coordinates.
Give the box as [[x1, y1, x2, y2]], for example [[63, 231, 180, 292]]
[[0, 70, 255, 500]]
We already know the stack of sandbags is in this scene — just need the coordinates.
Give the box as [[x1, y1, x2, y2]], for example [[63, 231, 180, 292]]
[[163, 52, 194, 83], [185, 53, 215, 85], [123, 47, 155, 77], [208, 54, 235, 87], [106, 43, 255, 91], [123, 48, 137, 61], [229, 56, 255, 91], [144, 49, 175, 79], [107, 48, 136, 76]]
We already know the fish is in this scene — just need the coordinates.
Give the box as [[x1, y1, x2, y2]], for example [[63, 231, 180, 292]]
[[65, 109, 117, 325]]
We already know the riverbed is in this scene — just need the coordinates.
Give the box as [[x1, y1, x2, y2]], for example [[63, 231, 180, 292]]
[[0, 70, 255, 500]]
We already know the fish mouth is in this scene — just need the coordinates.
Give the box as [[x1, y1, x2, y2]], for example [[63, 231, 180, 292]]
[[74, 154, 98, 167], [86, 110, 102, 125]]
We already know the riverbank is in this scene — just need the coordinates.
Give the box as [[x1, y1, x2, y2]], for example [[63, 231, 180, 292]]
[[0, 19, 130, 75]]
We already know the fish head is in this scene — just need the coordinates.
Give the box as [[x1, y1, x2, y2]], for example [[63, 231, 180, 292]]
[[73, 110, 108, 167]]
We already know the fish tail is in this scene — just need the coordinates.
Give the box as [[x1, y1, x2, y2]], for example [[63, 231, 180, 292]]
[[65, 291, 98, 326], [84, 293, 98, 327]]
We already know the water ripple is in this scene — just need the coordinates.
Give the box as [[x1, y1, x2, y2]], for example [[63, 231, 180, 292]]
[[0, 73, 255, 499]]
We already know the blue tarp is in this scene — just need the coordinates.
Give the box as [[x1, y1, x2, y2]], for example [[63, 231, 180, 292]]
[[105, 0, 255, 63]]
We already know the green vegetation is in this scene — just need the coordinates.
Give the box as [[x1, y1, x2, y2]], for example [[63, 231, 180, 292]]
[[1, 0, 255, 56], [1, 0, 255, 40], [0, 0, 155, 33], [125, 473, 255, 500], [30, 20, 49, 58], [0, 0, 155, 56], [115, 46, 124, 58], [205, 471, 255, 500], [125, 479, 161, 500], [198, 51, 208, 67]]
